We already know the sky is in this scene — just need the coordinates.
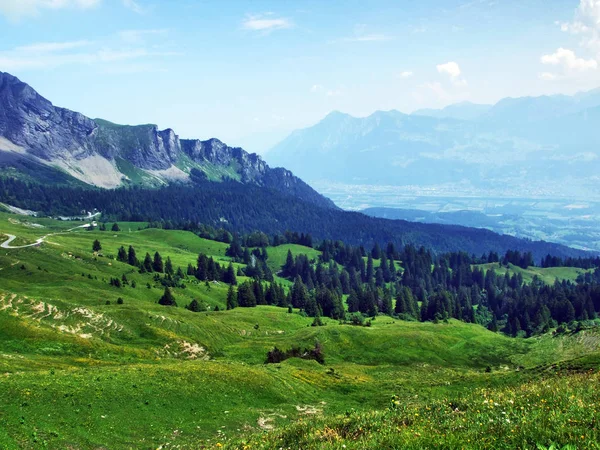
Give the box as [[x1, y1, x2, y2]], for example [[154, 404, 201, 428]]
[[1, 0, 599, 154]]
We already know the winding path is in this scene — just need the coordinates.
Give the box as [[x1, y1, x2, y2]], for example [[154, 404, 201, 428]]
[[1, 234, 45, 249], [1, 223, 95, 249]]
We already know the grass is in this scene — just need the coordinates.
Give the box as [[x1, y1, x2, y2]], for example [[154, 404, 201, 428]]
[[0, 211, 599, 449], [230, 368, 600, 449], [476, 262, 592, 284]]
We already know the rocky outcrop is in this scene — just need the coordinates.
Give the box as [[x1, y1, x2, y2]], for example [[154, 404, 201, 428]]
[[180, 137, 336, 207], [0, 71, 336, 209], [0, 72, 97, 160], [93, 122, 180, 170]]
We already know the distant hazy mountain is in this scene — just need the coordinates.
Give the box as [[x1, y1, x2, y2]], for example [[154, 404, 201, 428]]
[[413, 102, 492, 120], [0, 71, 335, 209], [267, 89, 600, 200]]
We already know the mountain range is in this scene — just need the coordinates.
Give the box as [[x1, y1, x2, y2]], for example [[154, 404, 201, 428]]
[[0, 71, 334, 210], [266, 89, 600, 200], [0, 70, 595, 260]]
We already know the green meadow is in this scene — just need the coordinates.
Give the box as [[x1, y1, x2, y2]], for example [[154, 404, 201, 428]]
[[0, 211, 599, 449]]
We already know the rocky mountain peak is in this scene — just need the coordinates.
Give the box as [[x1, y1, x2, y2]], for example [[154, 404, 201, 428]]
[[0, 72, 336, 209]]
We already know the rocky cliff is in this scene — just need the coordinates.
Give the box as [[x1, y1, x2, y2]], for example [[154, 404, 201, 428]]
[[0, 71, 335, 209]]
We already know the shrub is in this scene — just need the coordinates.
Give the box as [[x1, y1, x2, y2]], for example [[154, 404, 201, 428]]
[[265, 342, 324, 365]]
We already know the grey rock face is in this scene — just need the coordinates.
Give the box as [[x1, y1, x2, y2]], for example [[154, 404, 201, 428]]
[[0, 71, 335, 209], [0, 71, 97, 160]]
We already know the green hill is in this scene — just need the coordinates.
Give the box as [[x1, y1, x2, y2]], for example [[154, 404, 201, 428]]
[[0, 211, 599, 449]]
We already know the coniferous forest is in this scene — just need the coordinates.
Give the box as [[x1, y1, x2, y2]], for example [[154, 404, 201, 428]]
[[0, 176, 588, 261]]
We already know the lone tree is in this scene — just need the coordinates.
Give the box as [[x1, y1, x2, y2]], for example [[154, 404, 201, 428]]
[[186, 299, 201, 312], [226, 284, 237, 310], [111, 223, 120, 232], [92, 239, 102, 252], [158, 287, 177, 306]]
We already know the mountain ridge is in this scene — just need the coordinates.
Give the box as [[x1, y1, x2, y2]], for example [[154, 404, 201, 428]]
[[266, 88, 600, 199], [0, 71, 335, 210]]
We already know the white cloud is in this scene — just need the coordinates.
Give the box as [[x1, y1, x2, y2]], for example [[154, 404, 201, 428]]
[[399, 71, 413, 78], [559, 0, 600, 55], [436, 61, 461, 78], [541, 47, 597, 71], [562, 0, 600, 34], [0, 34, 179, 71], [310, 84, 324, 93], [242, 14, 292, 32], [123, 0, 145, 14], [436, 61, 468, 87], [0, 0, 100, 20]]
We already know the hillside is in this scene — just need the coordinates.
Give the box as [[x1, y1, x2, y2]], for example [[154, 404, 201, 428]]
[[0, 71, 334, 210], [0, 211, 599, 448], [0, 178, 592, 261]]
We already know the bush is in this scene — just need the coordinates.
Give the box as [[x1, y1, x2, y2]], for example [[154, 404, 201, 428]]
[[265, 342, 325, 365], [117, 297, 123, 305], [311, 316, 324, 327]]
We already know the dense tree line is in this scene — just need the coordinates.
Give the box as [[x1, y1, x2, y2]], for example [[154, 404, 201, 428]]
[[276, 240, 600, 337], [0, 176, 588, 261], [541, 254, 600, 269]]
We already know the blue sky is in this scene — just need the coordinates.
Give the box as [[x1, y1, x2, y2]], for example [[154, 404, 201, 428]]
[[1, 0, 599, 154]]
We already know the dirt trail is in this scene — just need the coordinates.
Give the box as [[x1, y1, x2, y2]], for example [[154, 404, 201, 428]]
[[1, 223, 95, 249]]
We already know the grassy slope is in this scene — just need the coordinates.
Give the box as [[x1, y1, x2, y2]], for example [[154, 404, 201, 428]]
[[476, 262, 592, 284], [0, 212, 599, 449]]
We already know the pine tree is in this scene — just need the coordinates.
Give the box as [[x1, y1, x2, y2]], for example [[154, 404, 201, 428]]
[[153, 252, 164, 273], [158, 287, 177, 306], [187, 263, 195, 276], [237, 281, 257, 307], [283, 249, 295, 277], [117, 246, 127, 262], [111, 223, 120, 232], [165, 257, 174, 276], [128, 245, 137, 266], [304, 293, 319, 317], [366, 254, 374, 284], [224, 262, 237, 285], [291, 276, 309, 309], [381, 288, 393, 315], [92, 239, 102, 252], [347, 290, 360, 313], [143, 253, 153, 273], [227, 285, 237, 310], [187, 299, 201, 312]]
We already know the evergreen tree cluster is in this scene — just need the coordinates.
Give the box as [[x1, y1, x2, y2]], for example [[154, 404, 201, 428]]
[[277, 241, 600, 336]]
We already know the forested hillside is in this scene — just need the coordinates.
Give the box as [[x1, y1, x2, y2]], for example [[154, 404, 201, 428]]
[[0, 176, 591, 262]]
